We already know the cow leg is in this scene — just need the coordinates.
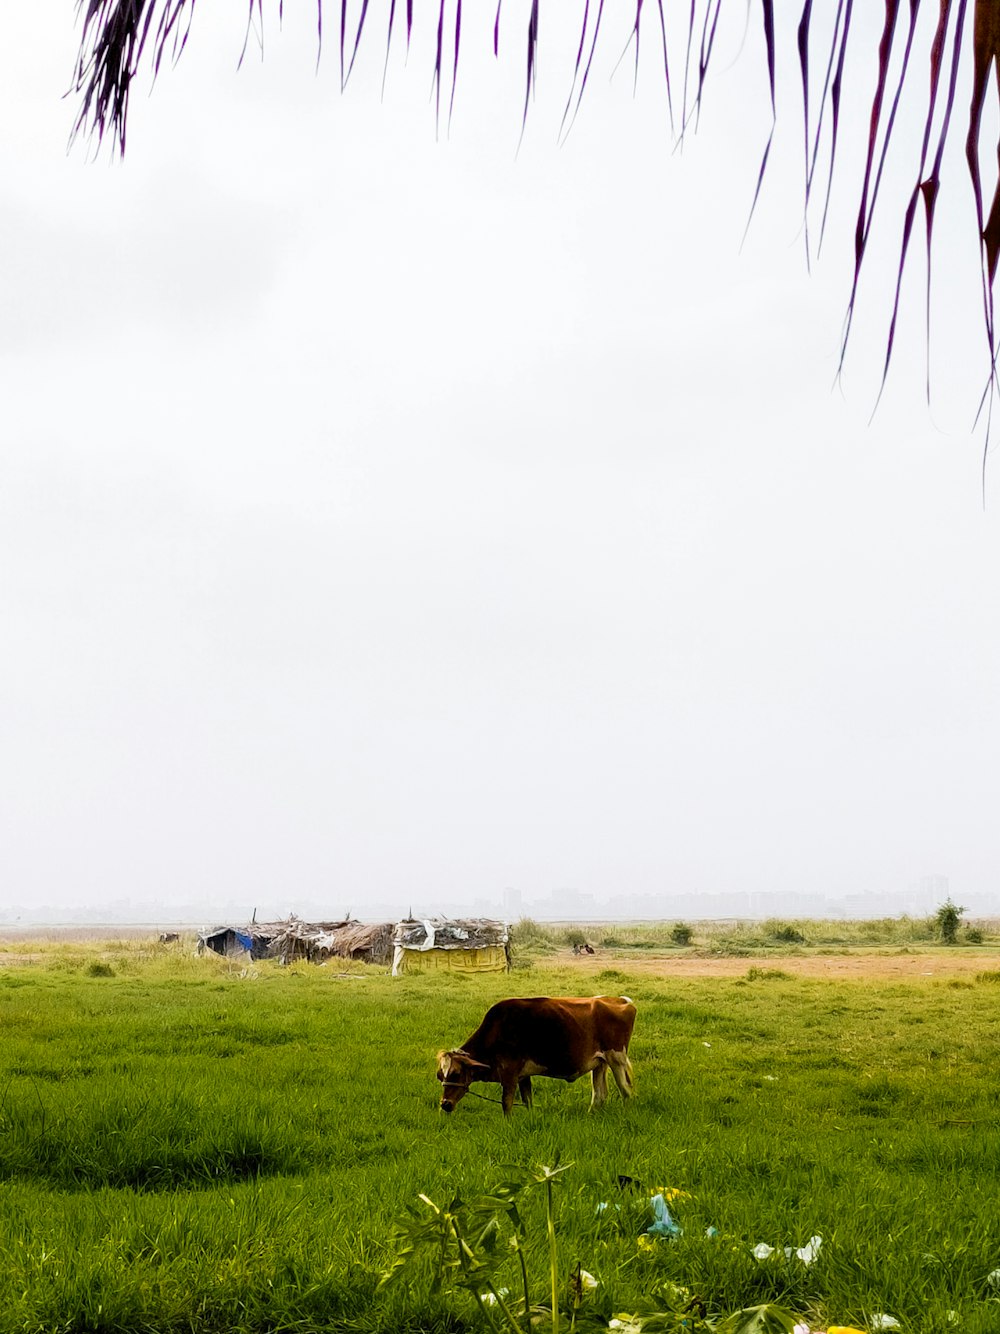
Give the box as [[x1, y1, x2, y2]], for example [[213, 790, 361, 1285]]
[[590, 1059, 609, 1110], [518, 1076, 533, 1109], [501, 1078, 519, 1116], [608, 1050, 634, 1100]]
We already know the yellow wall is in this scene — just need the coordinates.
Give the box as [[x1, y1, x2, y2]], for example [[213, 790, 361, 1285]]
[[396, 945, 508, 974]]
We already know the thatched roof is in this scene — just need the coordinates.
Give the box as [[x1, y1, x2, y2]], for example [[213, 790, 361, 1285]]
[[323, 921, 394, 965], [393, 917, 509, 951], [199, 917, 393, 965]]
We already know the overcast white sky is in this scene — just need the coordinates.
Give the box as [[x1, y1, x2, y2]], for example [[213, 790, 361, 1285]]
[[2, 5, 999, 921]]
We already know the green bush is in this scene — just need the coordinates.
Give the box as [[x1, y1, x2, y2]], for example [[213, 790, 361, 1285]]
[[764, 920, 806, 944], [934, 898, 966, 945], [509, 918, 559, 955], [670, 922, 693, 946]]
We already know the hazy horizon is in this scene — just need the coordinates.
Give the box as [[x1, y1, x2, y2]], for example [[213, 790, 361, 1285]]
[[6, 878, 983, 930]]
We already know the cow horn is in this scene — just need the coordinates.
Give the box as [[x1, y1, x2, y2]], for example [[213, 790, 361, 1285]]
[[452, 1049, 490, 1070]]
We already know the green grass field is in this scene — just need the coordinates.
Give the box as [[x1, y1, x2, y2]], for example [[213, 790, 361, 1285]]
[[1, 937, 999, 1333]]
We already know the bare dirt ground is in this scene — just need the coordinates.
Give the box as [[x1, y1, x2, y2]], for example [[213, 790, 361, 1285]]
[[563, 949, 1000, 980]]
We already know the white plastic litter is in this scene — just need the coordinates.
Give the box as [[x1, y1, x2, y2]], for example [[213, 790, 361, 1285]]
[[795, 1235, 822, 1265], [751, 1235, 821, 1265], [988, 1268, 1000, 1288], [579, 1270, 598, 1291], [870, 1315, 902, 1331]]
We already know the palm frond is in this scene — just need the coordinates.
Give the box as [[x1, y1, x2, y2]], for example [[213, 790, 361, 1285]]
[[71, 1, 1000, 403]]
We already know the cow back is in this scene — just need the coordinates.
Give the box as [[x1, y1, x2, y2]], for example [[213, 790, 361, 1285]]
[[468, 995, 635, 1080]]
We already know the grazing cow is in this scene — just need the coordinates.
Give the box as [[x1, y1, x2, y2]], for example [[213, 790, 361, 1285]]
[[437, 995, 636, 1116]]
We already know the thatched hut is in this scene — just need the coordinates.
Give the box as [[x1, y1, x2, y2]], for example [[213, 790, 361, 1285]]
[[198, 925, 263, 958], [324, 921, 394, 966], [391, 917, 510, 976], [198, 917, 394, 966]]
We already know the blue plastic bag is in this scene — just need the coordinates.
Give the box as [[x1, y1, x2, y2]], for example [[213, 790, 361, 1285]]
[[646, 1194, 683, 1238]]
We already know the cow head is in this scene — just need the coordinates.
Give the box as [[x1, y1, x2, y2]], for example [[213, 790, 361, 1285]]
[[436, 1049, 489, 1113]]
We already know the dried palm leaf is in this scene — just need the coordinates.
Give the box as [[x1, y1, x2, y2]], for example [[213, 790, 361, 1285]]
[[71, 1, 1000, 417]]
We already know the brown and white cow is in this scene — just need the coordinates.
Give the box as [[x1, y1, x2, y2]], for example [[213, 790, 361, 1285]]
[[437, 995, 636, 1116]]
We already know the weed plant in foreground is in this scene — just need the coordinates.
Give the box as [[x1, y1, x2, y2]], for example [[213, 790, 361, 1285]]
[[0, 951, 998, 1332]]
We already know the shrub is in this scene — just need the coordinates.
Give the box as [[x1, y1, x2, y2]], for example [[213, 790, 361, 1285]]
[[509, 918, 559, 955], [764, 920, 806, 944], [86, 961, 114, 977], [564, 928, 587, 949], [670, 922, 693, 946], [965, 926, 984, 944], [934, 898, 966, 945]]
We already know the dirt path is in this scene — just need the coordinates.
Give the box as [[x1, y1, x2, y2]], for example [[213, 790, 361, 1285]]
[[561, 949, 999, 980]]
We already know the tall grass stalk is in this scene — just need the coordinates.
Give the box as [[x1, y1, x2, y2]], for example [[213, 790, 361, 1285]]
[[546, 1173, 559, 1334]]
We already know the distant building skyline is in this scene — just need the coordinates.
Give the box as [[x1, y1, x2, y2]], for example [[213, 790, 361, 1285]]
[[9, 873, 998, 929]]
